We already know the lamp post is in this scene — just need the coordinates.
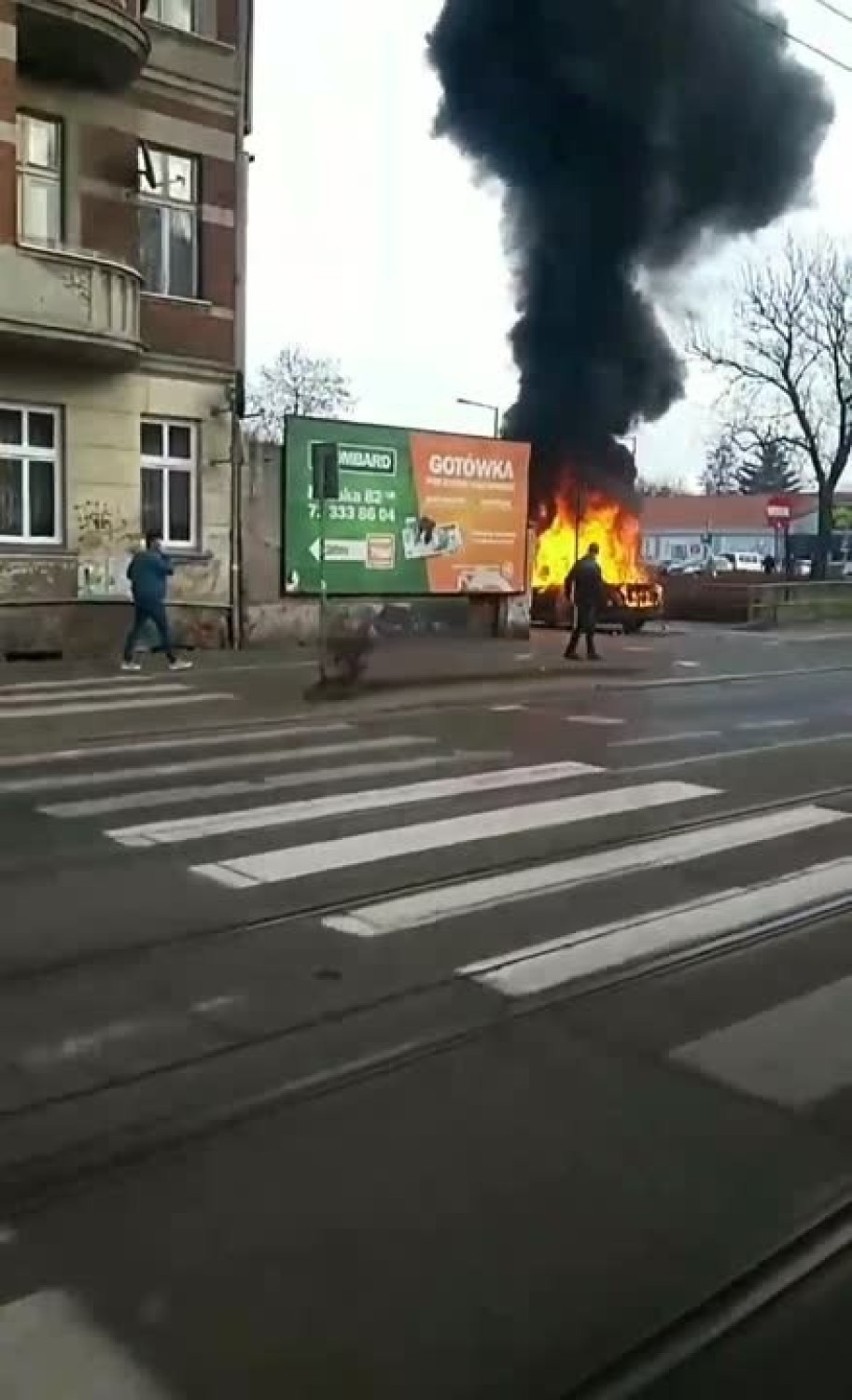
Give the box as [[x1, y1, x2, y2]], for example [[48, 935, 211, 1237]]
[[574, 482, 585, 567], [456, 397, 501, 438]]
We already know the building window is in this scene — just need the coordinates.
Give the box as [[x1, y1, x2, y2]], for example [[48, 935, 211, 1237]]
[[0, 405, 60, 545], [140, 419, 197, 548], [144, 0, 197, 31], [16, 114, 63, 247], [138, 145, 199, 298]]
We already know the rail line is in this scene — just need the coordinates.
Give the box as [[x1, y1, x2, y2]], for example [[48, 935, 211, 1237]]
[[2, 836, 852, 1218], [567, 1183, 852, 1398], [2, 776, 852, 988]]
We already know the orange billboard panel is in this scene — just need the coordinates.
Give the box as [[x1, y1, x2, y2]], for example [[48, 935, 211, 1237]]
[[408, 433, 531, 594]]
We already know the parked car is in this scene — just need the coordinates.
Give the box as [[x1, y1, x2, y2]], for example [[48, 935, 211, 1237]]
[[679, 556, 733, 575]]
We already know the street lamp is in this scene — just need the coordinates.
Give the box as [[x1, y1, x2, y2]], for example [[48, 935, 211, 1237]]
[[456, 397, 501, 438]]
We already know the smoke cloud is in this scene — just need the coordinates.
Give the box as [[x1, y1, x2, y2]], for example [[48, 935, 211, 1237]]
[[427, 0, 833, 501]]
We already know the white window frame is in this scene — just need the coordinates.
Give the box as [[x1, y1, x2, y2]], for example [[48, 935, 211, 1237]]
[[138, 144, 200, 299], [16, 112, 63, 248], [140, 418, 198, 550], [144, 0, 198, 32], [0, 403, 62, 546]]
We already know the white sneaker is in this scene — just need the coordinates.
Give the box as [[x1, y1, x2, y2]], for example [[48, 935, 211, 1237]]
[[168, 658, 193, 672], [121, 661, 142, 673]]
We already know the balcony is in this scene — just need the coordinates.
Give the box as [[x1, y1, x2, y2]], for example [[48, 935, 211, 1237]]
[[16, 0, 150, 91], [0, 244, 143, 367]]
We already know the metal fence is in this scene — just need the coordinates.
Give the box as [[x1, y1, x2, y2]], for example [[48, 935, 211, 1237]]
[[746, 581, 852, 627], [661, 575, 852, 626]]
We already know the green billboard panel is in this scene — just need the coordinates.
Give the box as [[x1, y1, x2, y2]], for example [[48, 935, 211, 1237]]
[[282, 416, 531, 597]]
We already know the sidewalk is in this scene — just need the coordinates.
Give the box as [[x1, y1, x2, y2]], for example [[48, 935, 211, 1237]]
[[0, 630, 668, 754], [304, 629, 657, 698], [4, 620, 846, 753]]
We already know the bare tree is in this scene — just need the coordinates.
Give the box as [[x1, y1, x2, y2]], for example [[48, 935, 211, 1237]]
[[691, 234, 852, 575], [636, 474, 687, 496], [247, 345, 355, 442], [700, 433, 739, 495]]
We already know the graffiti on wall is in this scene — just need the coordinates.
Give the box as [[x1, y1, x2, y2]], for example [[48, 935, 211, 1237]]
[[75, 499, 138, 600]]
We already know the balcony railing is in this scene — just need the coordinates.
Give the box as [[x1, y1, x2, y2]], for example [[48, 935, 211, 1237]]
[[16, 0, 151, 91], [0, 243, 143, 366]]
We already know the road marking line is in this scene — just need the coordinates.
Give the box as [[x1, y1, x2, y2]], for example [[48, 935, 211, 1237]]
[[564, 716, 625, 726], [673, 971, 852, 1107], [618, 729, 852, 775], [192, 780, 717, 889], [675, 661, 702, 668], [0, 692, 234, 720], [0, 1289, 172, 1396], [610, 730, 723, 749], [324, 805, 845, 937], [738, 719, 798, 731], [0, 674, 166, 693], [20, 996, 246, 1072], [40, 753, 466, 819], [0, 683, 189, 706], [490, 704, 527, 712], [108, 760, 606, 847], [0, 721, 353, 774], [191, 994, 243, 1017], [461, 856, 852, 998], [609, 665, 852, 690], [2, 733, 426, 794], [199, 865, 259, 890], [21, 1020, 149, 1069]]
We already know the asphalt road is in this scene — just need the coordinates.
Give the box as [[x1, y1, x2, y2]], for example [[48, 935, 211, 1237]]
[[4, 644, 852, 1395]]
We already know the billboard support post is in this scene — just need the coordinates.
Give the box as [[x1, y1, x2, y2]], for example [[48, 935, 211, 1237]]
[[310, 441, 340, 681], [318, 482, 327, 682]]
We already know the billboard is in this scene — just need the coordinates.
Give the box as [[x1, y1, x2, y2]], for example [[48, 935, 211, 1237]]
[[283, 417, 531, 596]]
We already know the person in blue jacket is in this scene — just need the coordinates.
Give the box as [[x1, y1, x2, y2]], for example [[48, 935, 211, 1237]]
[[121, 530, 192, 672]]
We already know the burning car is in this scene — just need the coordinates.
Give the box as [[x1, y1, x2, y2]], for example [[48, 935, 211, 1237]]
[[531, 492, 662, 634]]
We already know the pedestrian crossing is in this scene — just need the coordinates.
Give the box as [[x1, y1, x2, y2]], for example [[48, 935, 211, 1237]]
[[0, 1288, 171, 1397], [6, 713, 851, 1009], [0, 672, 234, 720]]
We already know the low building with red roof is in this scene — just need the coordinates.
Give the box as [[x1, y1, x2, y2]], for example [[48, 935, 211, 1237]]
[[639, 492, 852, 566]]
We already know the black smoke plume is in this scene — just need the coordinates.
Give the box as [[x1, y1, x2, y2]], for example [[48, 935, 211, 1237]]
[[428, 0, 833, 502]]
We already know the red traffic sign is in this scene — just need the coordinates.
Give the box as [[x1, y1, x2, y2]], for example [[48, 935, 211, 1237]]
[[765, 494, 793, 524]]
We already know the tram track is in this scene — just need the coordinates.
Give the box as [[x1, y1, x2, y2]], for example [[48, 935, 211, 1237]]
[[2, 806, 852, 1217], [567, 1178, 852, 1398], [2, 775, 852, 988]]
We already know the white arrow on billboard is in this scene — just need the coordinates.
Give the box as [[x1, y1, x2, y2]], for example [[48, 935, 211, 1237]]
[[308, 538, 368, 563]]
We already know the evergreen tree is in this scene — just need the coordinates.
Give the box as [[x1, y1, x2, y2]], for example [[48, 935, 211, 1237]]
[[737, 439, 801, 495]]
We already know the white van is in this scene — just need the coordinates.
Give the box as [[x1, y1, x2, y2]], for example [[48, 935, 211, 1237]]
[[723, 552, 764, 573]]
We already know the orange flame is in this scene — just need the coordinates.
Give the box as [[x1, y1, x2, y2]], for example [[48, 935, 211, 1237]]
[[533, 492, 648, 590]]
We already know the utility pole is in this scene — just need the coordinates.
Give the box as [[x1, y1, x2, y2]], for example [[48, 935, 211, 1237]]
[[227, 0, 252, 651]]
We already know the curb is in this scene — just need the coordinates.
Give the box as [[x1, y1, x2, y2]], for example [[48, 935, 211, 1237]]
[[302, 663, 643, 705]]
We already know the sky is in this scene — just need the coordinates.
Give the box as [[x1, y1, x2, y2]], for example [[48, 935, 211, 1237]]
[[245, 0, 852, 487]]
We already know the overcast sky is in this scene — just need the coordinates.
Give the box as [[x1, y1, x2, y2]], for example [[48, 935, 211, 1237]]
[[245, 0, 852, 486]]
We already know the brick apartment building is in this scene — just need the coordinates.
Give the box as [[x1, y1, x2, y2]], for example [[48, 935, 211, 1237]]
[[0, 0, 252, 656]]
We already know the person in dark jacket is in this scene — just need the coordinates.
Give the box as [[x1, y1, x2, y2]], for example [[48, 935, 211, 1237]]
[[121, 530, 192, 672], [564, 543, 604, 661]]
